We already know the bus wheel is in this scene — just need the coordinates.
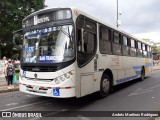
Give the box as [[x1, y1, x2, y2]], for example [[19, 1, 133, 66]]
[[139, 68, 145, 81], [98, 74, 111, 98]]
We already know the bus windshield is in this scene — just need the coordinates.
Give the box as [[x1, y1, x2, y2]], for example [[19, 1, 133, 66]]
[[23, 25, 74, 63]]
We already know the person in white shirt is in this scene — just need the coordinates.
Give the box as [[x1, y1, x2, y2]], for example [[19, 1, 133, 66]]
[[3, 56, 8, 82]]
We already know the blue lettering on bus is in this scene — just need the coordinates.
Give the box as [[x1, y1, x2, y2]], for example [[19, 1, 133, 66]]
[[39, 55, 64, 63], [26, 47, 34, 52]]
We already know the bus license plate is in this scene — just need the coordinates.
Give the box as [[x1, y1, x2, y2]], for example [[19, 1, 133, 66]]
[[33, 86, 39, 91]]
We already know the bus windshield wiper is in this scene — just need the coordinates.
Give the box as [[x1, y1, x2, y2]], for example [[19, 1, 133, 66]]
[[54, 24, 72, 39]]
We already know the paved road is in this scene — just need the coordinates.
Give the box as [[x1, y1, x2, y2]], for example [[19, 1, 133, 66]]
[[1, 71, 160, 120]]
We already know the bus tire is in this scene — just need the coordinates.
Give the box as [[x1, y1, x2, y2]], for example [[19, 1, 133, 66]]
[[98, 74, 111, 98], [139, 68, 145, 81]]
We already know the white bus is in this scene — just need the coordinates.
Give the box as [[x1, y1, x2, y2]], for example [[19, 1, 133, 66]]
[[19, 7, 153, 98]]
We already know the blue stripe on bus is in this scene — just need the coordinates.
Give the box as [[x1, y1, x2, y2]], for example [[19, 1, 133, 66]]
[[136, 71, 141, 76], [145, 62, 152, 67], [116, 62, 152, 84], [116, 75, 138, 84], [132, 62, 152, 70], [132, 66, 142, 70]]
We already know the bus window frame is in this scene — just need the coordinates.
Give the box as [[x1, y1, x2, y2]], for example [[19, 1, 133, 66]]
[[112, 31, 122, 55], [130, 39, 137, 57], [122, 35, 130, 56], [76, 15, 97, 68], [99, 25, 112, 54]]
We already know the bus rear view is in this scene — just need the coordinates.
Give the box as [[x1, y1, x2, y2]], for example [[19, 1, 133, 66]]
[[19, 8, 76, 98]]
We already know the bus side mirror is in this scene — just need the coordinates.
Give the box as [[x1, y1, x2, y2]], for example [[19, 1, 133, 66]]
[[13, 29, 23, 45]]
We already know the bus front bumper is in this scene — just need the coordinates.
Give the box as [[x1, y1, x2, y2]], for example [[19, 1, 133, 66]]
[[19, 83, 76, 98]]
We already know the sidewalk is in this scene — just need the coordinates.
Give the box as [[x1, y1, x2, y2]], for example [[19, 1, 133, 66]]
[[152, 65, 160, 71], [0, 77, 19, 93]]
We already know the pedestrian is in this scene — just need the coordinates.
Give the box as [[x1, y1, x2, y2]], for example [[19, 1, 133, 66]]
[[5, 59, 15, 89], [14, 58, 20, 64], [3, 56, 8, 82]]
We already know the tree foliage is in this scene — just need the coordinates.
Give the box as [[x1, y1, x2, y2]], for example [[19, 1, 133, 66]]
[[0, 0, 46, 59], [142, 38, 160, 54], [152, 43, 160, 55]]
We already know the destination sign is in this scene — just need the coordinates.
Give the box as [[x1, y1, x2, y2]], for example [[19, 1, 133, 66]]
[[38, 16, 50, 24], [23, 9, 72, 28]]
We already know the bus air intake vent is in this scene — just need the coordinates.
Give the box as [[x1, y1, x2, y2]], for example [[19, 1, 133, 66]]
[[21, 66, 58, 72]]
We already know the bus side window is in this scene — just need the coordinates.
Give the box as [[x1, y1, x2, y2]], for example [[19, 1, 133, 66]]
[[78, 28, 95, 53], [130, 39, 137, 57], [112, 32, 121, 55], [150, 46, 152, 58], [99, 26, 112, 54], [83, 31, 88, 52], [84, 31, 95, 53], [137, 42, 142, 57], [143, 44, 147, 58], [77, 29, 82, 52], [147, 46, 152, 58], [122, 36, 130, 56], [76, 16, 97, 67]]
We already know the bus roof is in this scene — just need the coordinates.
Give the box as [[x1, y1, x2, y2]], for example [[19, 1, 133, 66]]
[[71, 7, 150, 46]]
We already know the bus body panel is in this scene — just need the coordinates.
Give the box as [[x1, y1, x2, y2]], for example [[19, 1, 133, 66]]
[[77, 57, 97, 97], [144, 58, 153, 76]]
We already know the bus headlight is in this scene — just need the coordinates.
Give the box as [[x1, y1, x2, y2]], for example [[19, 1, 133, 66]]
[[55, 78, 61, 84], [54, 70, 74, 84], [19, 73, 25, 80], [59, 76, 65, 81]]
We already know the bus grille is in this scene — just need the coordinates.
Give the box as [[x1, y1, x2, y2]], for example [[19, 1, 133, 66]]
[[21, 66, 58, 72]]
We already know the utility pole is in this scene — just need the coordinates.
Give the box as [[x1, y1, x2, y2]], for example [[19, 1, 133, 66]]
[[116, 0, 121, 28], [116, 0, 119, 27]]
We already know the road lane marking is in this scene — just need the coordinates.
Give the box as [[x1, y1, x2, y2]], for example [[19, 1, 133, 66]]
[[77, 116, 91, 120], [6, 103, 19, 106], [28, 117, 41, 120], [0, 99, 52, 111], [128, 88, 153, 96], [128, 84, 160, 96], [149, 84, 160, 89], [26, 95, 33, 97]]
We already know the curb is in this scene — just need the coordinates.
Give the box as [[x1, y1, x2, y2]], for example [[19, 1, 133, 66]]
[[0, 87, 19, 93]]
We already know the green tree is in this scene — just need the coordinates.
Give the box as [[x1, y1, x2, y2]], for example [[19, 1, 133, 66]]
[[142, 38, 160, 54], [152, 43, 160, 55], [0, 0, 46, 59], [142, 38, 154, 45]]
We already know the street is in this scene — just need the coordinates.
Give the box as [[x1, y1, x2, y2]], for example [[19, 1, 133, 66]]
[[1, 70, 160, 120]]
